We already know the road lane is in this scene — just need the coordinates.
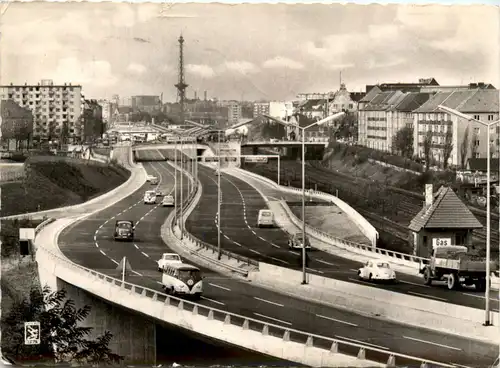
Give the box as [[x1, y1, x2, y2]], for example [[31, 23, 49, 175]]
[[57, 153, 497, 367], [188, 165, 499, 311]]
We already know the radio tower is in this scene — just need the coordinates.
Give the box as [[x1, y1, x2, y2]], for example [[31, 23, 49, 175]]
[[175, 34, 188, 126]]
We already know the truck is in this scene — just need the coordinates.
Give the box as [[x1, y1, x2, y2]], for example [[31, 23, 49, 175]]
[[420, 245, 493, 291]]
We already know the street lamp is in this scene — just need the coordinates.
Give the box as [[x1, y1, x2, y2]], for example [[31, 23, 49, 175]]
[[262, 112, 345, 284], [438, 105, 500, 326]]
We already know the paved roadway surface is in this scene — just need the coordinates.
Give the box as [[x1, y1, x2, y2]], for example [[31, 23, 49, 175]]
[[57, 156, 497, 367], [186, 165, 500, 314]]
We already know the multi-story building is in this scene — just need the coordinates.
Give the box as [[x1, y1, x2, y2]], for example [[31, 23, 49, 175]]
[[97, 99, 112, 125], [253, 102, 270, 117], [358, 91, 432, 151], [0, 79, 83, 142], [82, 99, 103, 143], [412, 89, 499, 168], [131, 95, 161, 113], [0, 99, 33, 145], [328, 83, 365, 113], [227, 100, 242, 125]]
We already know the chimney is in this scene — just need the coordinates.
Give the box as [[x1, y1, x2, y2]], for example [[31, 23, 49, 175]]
[[425, 184, 433, 208], [204, 91, 207, 101]]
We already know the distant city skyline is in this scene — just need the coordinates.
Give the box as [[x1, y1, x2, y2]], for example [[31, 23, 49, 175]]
[[2, 3, 498, 101]]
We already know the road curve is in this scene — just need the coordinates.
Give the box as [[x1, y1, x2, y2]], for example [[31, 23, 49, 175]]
[[58, 158, 497, 367], [187, 164, 500, 313]]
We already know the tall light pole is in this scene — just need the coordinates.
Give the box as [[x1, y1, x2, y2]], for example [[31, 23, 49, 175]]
[[439, 105, 500, 326], [262, 112, 345, 284], [217, 129, 222, 260]]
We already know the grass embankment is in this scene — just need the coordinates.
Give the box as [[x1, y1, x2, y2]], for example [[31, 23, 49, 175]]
[[1, 156, 130, 217]]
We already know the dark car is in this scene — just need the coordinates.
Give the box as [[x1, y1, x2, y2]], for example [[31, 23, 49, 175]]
[[114, 220, 134, 241]]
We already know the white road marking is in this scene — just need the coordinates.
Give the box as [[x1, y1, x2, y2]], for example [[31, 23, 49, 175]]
[[408, 291, 446, 301], [141, 251, 150, 258], [249, 249, 261, 255], [307, 268, 324, 274], [201, 296, 225, 306], [258, 236, 266, 241], [335, 336, 389, 350], [209, 283, 231, 291], [95, 242, 99, 248], [93, 235, 97, 241], [134, 244, 139, 249], [99, 225, 103, 229], [316, 314, 358, 327], [251, 230, 256, 235], [400, 280, 430, 288], [224, 234, 230, 239], [450, 363, 474, 368], [403, 336, 462, 351], [233, 241, 242, 247], [350, 269, 358, 272], [100, 250, 107, 256], [253, 312, 292, 326], [110, 258, 119, 265], [254, 297, 284, 307], [271, 257, 289, 264], [316, 259, 336, 266], [289, 251, 300, 256], [132, 270, 143, 276]]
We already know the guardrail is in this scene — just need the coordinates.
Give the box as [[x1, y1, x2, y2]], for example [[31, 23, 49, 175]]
[[0, 164, 25, 182], [34, 217, 57, 236], [279, 199, 429, 268]]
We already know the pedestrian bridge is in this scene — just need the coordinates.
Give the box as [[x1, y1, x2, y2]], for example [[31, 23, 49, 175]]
[[241, 140, 328, 148]]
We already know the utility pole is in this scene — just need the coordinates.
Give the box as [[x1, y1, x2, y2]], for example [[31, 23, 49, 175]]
[[175, 34, 189, 238]]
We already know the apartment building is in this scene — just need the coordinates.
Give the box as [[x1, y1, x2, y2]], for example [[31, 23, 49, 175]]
[[412, 89, 499, 168], [358, 91, 432, 151], [97, 99, 112, 124], [227, 100, 242, 125], [0, 79, 83, 142], [253, 102, 270, 117], [131, 95, 161, 113]]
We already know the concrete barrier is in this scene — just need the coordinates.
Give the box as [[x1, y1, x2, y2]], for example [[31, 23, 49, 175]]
[[231, 167, 378, 246]]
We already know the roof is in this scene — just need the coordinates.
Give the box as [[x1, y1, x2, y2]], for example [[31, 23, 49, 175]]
[[413, 89, 499, 113], [360, 86, 382, 102], [408, 186, 483, 232], [299, 99, 325, 111], [350, 92, 366, 102], [467, 158, 500, 172], [390, 92, 433, 112], [360, 91, 406, 111], [165, 263, 200, 271]]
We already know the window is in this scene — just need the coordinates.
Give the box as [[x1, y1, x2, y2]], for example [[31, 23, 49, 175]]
[[474, 127, 480, 135], [474, 115, 480, 120], [488, 115, 494, 121]]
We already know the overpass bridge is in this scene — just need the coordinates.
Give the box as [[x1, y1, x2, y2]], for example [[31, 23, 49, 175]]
[[241, 140, 327, 160]]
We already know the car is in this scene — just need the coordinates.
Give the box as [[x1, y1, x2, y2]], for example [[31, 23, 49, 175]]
[[257, 209, 274, 228], [288, 232, 311, 250], [162, 195, 175, 207], [144, 190, 157, 204], [155, 188, 163, 196], [358, 260, 396, 282], [114, 220, 134, 241], [150, 177, 158, 185], [157, 252, 183, 271], [146, 175, 154, 182]]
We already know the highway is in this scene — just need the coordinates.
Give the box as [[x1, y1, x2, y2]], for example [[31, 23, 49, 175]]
[[185, 164, 500, 313], [57, 153, 497, 367]]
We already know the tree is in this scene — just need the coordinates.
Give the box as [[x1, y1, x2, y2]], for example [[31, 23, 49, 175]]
[[60, 121, 69, 148], [423, 130, 433, 171], [470, 129, 479, 160], [1, 286, 123, 365], [460, 126, 470, 169], [392, 126, 414, 158], [442, 128, 453, 169]]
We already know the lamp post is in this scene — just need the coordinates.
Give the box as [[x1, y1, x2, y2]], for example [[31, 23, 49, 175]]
[[217, 129, 222, 260], [262, 112, 345, 284], [438, 105, 500, 326]]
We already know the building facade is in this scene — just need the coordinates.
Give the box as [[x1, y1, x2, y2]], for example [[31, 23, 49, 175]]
[[0, 99, 33, 143], [253, 102, 270, 117], [131, 95, 161, 113], [97, 99, 112, 126], [227, 100, 242, 125], [269, 101, 294, 120], [358, 91, 432, 151], [328, 83, 364, 113], [0, 79, 83, 142], [412, 89, 500, 168]]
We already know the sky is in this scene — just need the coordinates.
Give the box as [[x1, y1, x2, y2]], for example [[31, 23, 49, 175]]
[[1, 3, 499, 102]]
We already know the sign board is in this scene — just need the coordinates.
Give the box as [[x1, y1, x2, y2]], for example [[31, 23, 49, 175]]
[[24, 322, 40, 345], [432, 238, 451, 247], [19, 228, 35, 241], [244, 156, 268, 163]]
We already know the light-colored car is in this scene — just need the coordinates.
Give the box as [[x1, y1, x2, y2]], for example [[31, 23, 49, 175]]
[[257, 209, 274, 228], [162, 195, 174, 207], [157, 253, 183, 271], [358, 260, 396, 282], [144, 190, 157, 204], [288, 232, 311, 250], [146, 175, 155, 182], [150, 177, 158, 185]]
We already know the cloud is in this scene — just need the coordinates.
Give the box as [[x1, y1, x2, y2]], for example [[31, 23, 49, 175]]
[[224, 61, 259, 75], [262, 57, 304, 70], [49, 57, 117, 87], [186, 64, 216, 78], [127, 63, 147, 74]]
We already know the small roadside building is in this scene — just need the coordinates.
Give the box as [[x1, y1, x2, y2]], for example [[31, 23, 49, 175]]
[[408, 184, 483, 258]]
